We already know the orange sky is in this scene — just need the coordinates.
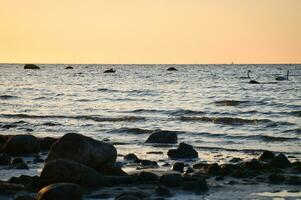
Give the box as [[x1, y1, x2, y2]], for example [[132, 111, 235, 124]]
[[0, 0, 300, 64]]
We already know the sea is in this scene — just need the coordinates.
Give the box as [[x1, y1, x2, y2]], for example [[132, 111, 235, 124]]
[[0, 64, 301, 199]]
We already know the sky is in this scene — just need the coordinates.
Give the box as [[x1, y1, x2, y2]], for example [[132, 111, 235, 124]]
[[0, 0, 300, 64]]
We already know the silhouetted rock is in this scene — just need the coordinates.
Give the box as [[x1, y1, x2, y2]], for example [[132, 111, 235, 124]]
[[104, 68, 116, 73], [160, 173, 183, 187], [0, 153, 11, 165], [2, 135, 40, 155], [207, 163, 221, 175], [140, 159, 158, 167], [124, 153, 139, 162], [115, 191, 147, 200], [172, 162, 184, 172], [39, 137, 57, 151], [24, 64, 39, 69], [145, 130, 177, 144], [167, 67, 178, 71], [244, 159, 263, 171], [167, 142, 198, 159], [65, 66, 73, 69], [14, 191, 35, 200], [9, 175, 40, 192], [36, 183, 82, 200], [40, 159, 103, 187], [259, 151, 275, 161], [270, 153, 292, 168], [155, 186, 172, 197], [46, 133, 117, 171], [136, 171, 159, 182], [97, 162, 127, 176], [268, 173, 285, 183], [249, 80, 259, 84], [182, 177, 208, 192]]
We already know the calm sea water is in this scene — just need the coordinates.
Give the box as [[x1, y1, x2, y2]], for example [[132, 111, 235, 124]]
[[0, 64, 301, 164]]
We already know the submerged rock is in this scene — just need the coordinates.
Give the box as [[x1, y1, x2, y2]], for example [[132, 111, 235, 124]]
[[159, 173, 183, 187], [259, 151, 275, 161], [167, 143, 198, 159], [270, 153, 292, 168], [24, 64, 40, 69], [249, 80, 259, 84], [2, 135, 40, 155], [104, 68, 116, 73], [167, 67, 178, 71], [182, 177, 208, 193], [36, 183, 82, 200], [65, 66, 73, 69], [40, 159, 103, 187], [145, 130, 177, 144], [46, 133, 117, 170]]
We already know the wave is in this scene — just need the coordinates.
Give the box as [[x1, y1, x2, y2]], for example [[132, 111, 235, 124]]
[[0, 95, 19, 100], [0, 114, 145, 122]]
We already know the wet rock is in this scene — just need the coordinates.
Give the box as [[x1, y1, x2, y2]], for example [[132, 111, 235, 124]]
[[12, 157, 24, 164], [98, 162, 127, 176], [9, 175, 40, 192], [0, 182, 24, 193], [0, 153, 11, 165], [33, 157, 44, 163], [249, 80, 259, 84], [167, 142, 198, 159], [2, 135, 40, 155], [259, 151, 275, 161], [182, 177, 208, 193], [172, 162, 184, 172], [11, 162, 29, 170], [184, 166, 194, 174], [207, 163, 221, 175], [192, 162, 209, 169], [104, 68, 116, 73], [287, 176, 301, 185], [24, 64, 40, 69], [145, 130, 177, 144], [115, 191, 147, 200], [155, 186, 172, 197], [220, 164, 242, 175], [270, 153, 292, 168], [244, 159, 263, 171], [140, 159, 158, 167], [36, 183, 82, 200], [14, 191, 35, 200], [167, 67, 177, 71], [137, 171, 159, 182], [159, 173, 183, 187], [124, 153, 139, 162], [46, 133, 117, 171], [65, 66, 73, 69], [268, 173, 285, 183], [229, 157, 243, 163], [40, 159, 103, 187], [39, 137, 57, 151]]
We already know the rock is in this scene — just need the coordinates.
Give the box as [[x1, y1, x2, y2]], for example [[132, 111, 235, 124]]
[[155, 186, 172, 197], [36, 183, 82, 200], [9, 175, 40, 192], [145, 130, 177, 144], [46, 133, 117, 171], [0, 153, 11, 165], [104, 68, 116, 73], [172, 162, 184, 172], [24, 64, 40, 69], [229, 157, 243, 163], [249, 80, 259, 84], [220, 164, 242, 175], [182, 177, 208, 193], [2, 135, 40, 155], [167, 67, 178, 71], [270, 153, 292, 168], [65, 66, 73, 69], [159, 173, 183, 187], [0, 182, 24, 192], [140, 159, 158, 167], [259, 151, 275, 161], [184, 166, 194, 174], [39, 137, 57, 151], [167, 143, 198, 159], [244, 159, 263, 171], [268, 173, 285, 183], [12, 157, 24, 164], [115, 191, 147, 200], [97, 162, 127, 176], [206, 163, 221, 175], [287, 176, 301, 185], [124, 153, 139, 162], [40, 159, 103, 187], [136, 171, 159, 182], [11, 162, 29, 170], [14, 191, 35, 200]]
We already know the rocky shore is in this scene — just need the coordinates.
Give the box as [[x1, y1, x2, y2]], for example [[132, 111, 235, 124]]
[[0, 133, 300, 200]]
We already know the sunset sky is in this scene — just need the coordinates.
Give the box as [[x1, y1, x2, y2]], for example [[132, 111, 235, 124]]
[[0, 0, 300, 64]]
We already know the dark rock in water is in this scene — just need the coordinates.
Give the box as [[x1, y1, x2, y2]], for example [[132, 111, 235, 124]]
[[249, 80, 259, 84], [172, 162, 184, 172], [140, 159, 158, 167], [24, 64, 40, 69], [11, 162, 29, 170], [184, 166, 194, 174], [244, 159, 263, 171], [136, 171, 159, 182], [124, 153, 139, 162], [207, 163, 221, 175], [167, 142, 198, 159], [220, 164, 242, 176], [286, 176, 301, 185], [14, 191, 35, 200], [159, 173, 183, 187], [268, 173, 285, 183], [39, 137, 57, 151], [229, 157, 243, 163], [9, 175, 40, 192], [167, 67, 178, 71], [97, 162, 127, 176], [46, 133, 117, 171], [115, 191, 148, 200], [12, 157, 24, 164], [292, 161, 301, 173], [0, 182, 24, 192], [270, 153, 292, 168], [192, 162, 209, 169], [40, 159, 103, 187], [65, 66, 73, 69], [2, 135, 40, 155], [182, 177, 208, 193], [145, 130, 177, 144], [0, 153, 11, 165], [259, 151, 275, 161], [104, 68, 116, 73], [155, 186, 172, 197], [36, 183, 82, 200], [33, 156, 44, 163]]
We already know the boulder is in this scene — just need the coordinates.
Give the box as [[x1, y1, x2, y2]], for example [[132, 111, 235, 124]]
[[97, 162, 127, 176], [167, 143, 198, 159], [145, 130, 177, 144], [46, 133, 117, 170], [182, 177, 208, 192], [124, 153, 139, 162], [249, 80, 259, 84], [172, 162, 184, 172], [65, 66, 73, 69], [136, 171, 159, 182], [259, 151, 275, 161], [39, 137, 57, 151], [159, 173, 183, 187], [24, 64, 40, 69], [167, 67, 178, 71], [40, 159, 103, 187], [36, 183, 82, 200], [244, 159, 263, 171], [104, 68, 116, 73], [270, 153, 292, 168], [2, 135, 40, 155], [0, 153, 11, 165]]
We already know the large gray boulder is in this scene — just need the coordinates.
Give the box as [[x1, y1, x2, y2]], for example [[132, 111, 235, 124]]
[[40, 159, 103, 187], [46, 133, 117, 169], [37, 183, 82, 200], [2, 135, 40, 155]]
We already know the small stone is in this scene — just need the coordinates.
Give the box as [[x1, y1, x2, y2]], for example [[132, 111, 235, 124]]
[[24, 64, 40, 69], [124, 153, 139, 162]]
